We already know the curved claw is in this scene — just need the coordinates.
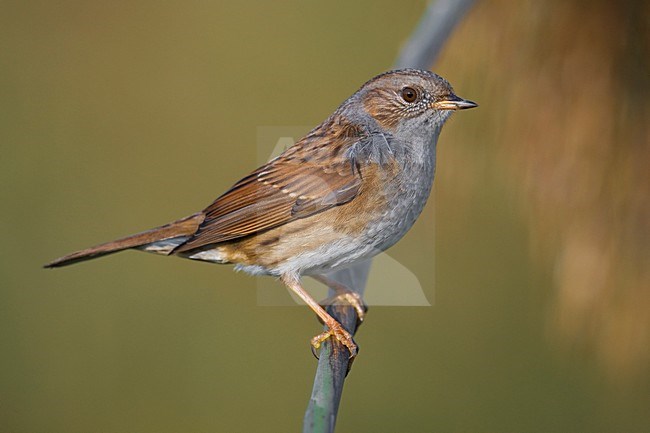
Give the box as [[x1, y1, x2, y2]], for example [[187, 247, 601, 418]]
[[311, 344, 320, 360], [310, 322, 358, 359]]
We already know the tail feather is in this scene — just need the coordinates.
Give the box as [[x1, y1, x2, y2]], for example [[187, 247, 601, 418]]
[[44, 213, 205, 268]]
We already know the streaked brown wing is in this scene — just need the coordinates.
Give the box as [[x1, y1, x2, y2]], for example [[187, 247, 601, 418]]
[[175, 124, 364, 252]]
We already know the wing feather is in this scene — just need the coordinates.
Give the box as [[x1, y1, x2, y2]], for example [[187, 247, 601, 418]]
[[175, 118, 365, 252]]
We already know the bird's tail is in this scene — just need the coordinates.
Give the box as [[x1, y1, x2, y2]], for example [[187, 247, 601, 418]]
[[44, 212, 205, 268]]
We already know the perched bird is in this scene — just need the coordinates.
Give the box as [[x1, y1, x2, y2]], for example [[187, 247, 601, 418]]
[[45, 69, 477, 358]]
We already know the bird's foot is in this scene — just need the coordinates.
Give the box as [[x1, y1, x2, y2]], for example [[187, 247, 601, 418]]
[[310, 321, 358, 359], [320, 291, 367, 325]]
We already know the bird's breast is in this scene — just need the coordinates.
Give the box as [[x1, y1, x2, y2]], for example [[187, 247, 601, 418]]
[[207, 142, 437, 276]]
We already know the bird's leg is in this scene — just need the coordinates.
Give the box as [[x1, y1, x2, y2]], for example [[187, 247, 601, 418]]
[[311, 274, 367, 324], [281, 273, 357, 359]]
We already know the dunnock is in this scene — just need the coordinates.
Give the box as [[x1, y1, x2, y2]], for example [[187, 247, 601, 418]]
[[45, 69, 477, 358]]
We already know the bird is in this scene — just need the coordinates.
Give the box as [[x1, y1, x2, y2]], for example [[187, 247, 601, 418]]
[[45, 69, 477, 359]]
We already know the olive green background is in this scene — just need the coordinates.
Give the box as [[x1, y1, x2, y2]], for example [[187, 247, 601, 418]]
[[2, 1, 649, 432]]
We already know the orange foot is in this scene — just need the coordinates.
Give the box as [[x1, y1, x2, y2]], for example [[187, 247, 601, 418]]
[[310, 321, 358, 359], [320, 292, 368, 325]]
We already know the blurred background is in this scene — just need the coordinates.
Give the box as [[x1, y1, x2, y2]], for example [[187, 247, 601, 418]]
[[2, 0, 649, 431]]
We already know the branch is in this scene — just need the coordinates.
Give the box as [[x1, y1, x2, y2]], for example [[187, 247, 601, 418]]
[[302, 1, 477, 432], [302, 261, 371, 433], [394, 0, 476, 70]]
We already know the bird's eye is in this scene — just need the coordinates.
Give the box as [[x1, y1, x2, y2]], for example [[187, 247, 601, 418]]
[[401, 87, 418, 103]]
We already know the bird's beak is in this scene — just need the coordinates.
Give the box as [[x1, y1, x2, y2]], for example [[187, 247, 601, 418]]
[[433, 94, 478, 111]]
